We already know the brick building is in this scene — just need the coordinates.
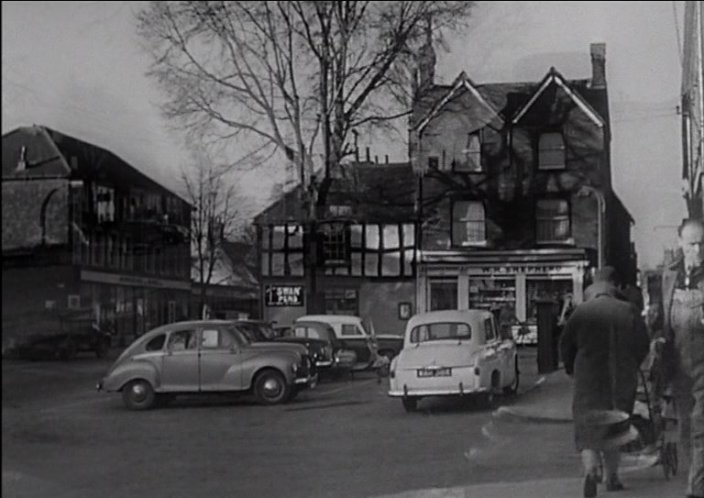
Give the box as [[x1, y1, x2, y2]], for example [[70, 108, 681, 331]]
[[410, 41, 636, 323], [2, 125, 192, 350]]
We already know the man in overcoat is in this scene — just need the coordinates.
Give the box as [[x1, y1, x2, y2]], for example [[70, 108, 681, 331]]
[[648, 219, 704, 498], [560, 267, 650, 497]]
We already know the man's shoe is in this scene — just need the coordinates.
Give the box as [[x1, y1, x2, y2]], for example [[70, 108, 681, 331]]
[[584, 474, 598, 498], [605, 478, 624, 491]]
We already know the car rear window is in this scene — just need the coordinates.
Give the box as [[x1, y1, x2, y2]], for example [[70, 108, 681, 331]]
[[409, 322, 471, 343]]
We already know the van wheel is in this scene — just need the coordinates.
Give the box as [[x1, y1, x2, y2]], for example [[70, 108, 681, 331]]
[[122, 380, 155, 410], [402, 397, 418, 412]]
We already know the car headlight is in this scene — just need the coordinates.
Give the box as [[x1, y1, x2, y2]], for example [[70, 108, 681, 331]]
[[291, 363, 299, 373]]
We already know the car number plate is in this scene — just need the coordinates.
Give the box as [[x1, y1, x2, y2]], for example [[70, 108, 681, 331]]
[[417, 367, 451, 377]]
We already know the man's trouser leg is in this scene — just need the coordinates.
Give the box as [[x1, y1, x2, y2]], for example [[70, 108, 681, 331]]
[[688, 371, 703, 497]]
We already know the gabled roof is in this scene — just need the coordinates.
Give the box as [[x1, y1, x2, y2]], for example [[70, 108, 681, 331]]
[[254, 161, 416, 225], [413, 72, 504, 132], [2, 125, 190, 205], [511, 68, 605, 128]]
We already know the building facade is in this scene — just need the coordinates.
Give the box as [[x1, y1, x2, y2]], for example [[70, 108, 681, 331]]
[[254, 162, 417, 335], [2, 125, 192, 350], [410, 42, 636, 325]]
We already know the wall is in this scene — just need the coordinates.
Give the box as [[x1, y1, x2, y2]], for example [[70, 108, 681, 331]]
[[359, 281, 415, 336]]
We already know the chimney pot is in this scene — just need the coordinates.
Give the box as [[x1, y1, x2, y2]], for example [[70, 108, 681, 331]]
[[366, 147, 370, 162], [590, 43, 606, 89], [385, 155, 389, 164]]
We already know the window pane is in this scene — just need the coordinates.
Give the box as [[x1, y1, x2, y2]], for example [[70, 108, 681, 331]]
[[350, 225, 363, 248], [271, 253, 285, 276], [538, 133, 565, 169], [456, 133, 482, 172], [381, 252, 401, 276], [287, 225, 302, 248], [402, 224, 415, 247], [289, 252, 304, 276], [452, 201, 485, 245], [382, 225, 400, 249], [272, 226, 285, 250], [365, 225, 380, 249], [261, 227, 270, 250], [365, 253, 378, 276], [536, 199, 570, 241], [404, 249, 415, 276], [351, 253, 362, 276], [261, 252, 270, 276]]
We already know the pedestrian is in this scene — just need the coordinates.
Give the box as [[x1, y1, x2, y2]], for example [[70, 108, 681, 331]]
[[648, 218, 704, 498], [560, 266, 650, 497]]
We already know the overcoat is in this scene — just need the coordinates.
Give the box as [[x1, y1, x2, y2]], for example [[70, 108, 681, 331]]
[[560, 289, 650, 450]]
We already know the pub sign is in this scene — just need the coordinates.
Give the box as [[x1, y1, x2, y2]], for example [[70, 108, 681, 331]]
[[265, 285, 304, 307]]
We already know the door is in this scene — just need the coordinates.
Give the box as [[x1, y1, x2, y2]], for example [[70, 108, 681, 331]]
[[161, 329, 199, 391], [338, 322, 373, 365], [198, 327, 242, 391]]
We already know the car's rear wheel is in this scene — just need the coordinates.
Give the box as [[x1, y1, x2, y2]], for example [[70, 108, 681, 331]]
[[253, 369, 290, 405], [503, 357, 520, 395], [402, 396, 418, 412], [122, 380, 156, 410]]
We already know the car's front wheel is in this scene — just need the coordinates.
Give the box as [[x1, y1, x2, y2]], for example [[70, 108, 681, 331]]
[[253, 369, 290, 405], [402, 396, 419, 412], [122, 379, 156, 410]]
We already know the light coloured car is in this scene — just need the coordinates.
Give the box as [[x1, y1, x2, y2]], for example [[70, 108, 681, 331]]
[[97, 320, 317, 410], [388, 310, 519, 412]]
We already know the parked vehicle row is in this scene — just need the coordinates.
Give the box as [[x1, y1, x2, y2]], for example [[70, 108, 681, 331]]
[[96, 311, 519, 412]]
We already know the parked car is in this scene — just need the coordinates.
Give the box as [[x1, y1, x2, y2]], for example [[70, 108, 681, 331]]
[[230, 320, 324, 369], [283, 321, 357, 374], [17, 312, 112, 361], [295, 315, 404, 371], [97, 320, 317, 410], [388, 310, 519, 412]]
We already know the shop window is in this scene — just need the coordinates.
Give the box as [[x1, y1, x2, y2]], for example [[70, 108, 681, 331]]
[[324, 289, 358, 315], [452, 201, 486, 246], [538, 132, 565, 170], [536, 199, 570, 242], [429, 280, 458, 311], [526, 278, 572, 324], [468, 277, 516, 313]]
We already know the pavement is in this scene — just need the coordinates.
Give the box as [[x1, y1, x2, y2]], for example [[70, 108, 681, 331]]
[[376, 362, 688, 498]]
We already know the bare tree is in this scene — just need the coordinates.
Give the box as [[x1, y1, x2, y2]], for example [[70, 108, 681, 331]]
[[137, 0, 473, 311], [182, 151, 241, 319]]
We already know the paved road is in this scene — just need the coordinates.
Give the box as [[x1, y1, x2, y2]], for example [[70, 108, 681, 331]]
[[2, 349, 579, 498]]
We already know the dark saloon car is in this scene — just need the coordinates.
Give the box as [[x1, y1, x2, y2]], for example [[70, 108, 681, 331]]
[[230, 320, 331, 370], [97, 320, 317, 410], [282, 321, 357, 374]]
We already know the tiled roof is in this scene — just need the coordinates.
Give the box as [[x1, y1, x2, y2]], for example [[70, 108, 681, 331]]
[[254, 161, 416, 225]]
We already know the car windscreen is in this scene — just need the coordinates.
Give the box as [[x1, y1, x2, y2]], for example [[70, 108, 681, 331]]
[[409, 322, 471, 343]]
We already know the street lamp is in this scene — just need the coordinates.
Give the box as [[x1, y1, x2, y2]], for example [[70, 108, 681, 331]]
[[578, 185, 606, 269]]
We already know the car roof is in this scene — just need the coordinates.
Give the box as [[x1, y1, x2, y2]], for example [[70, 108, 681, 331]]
[[296, 315, 361, 324], [406, 310, 492, 329]]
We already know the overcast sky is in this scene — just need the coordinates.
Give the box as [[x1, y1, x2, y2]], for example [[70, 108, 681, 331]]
[[1, 1, 687, 268]]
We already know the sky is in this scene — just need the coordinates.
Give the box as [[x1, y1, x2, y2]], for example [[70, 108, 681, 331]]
[[1, 1, 687, 269]]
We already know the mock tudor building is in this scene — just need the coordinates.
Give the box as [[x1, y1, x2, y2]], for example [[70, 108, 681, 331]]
[[410, 41, 636, 325], [254, 160, 417, 335], [2, 125, 192, 350]]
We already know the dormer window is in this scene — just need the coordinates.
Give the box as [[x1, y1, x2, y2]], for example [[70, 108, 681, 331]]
[[538, 132, 565, 170]]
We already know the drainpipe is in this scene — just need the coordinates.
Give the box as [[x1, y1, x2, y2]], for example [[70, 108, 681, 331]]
[[578, 185, 606, 269]]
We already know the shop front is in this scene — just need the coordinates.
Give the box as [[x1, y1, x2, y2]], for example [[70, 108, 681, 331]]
[[416, 249, 589, 329]]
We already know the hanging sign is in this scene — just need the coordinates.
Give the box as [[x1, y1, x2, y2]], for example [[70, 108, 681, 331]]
[[265, 285, 304, 307]]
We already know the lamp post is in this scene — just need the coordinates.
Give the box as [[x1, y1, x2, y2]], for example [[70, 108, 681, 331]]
[[578, 185, 606, 269]]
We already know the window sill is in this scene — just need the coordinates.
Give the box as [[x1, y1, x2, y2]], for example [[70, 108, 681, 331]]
[[535, 238, 574, 245], [454, 241, 489, 248]]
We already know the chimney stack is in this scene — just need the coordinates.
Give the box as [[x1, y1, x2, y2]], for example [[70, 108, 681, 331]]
[[366, 147, 371, 163], [590, 43, 606, 89]]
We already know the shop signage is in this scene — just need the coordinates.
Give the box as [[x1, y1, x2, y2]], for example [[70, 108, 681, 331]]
[[80, 270, 191, 291], [265, 285, 304, 307]]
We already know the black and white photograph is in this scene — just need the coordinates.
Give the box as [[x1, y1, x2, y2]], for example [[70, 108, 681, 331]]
[[2, 1, 703, 498]]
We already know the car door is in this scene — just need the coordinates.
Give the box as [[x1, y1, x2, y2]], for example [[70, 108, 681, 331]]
[[161, 328, 199, 392], [338, 322, 372, 364], [198, 326, 241, 391]]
